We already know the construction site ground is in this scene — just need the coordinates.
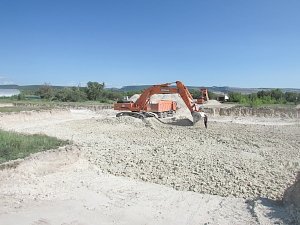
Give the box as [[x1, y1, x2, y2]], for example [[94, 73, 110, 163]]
[[0, 106, 299, 225]]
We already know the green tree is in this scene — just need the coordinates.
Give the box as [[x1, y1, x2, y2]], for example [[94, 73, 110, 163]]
[[17, 93, 25, 100], [208, 91, 217, 100], [188, 89, 201, 99], [284, 92, 298, 103], [257, 90, 269, 98], [35, 83, 54, 100], [228, 92, 243, 102], [188, 89, 217, 100], [103, 90, 123, 101], [270, 89, 284, 101], [55, 87, 87, 102], [86, 82, 105, 100]]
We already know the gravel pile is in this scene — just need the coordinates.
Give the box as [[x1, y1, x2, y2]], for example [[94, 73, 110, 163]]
[[83, 116, 300, 200]]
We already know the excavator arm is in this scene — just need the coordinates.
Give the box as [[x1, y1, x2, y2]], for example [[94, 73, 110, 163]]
[[175, 81, 199, 112]]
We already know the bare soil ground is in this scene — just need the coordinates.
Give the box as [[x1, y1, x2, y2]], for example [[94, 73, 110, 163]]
[[0, 103, 14, 107], [0, 108, 299, 224]]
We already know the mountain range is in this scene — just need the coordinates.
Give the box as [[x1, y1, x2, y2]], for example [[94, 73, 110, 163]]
[[0, 84, 300, 94]]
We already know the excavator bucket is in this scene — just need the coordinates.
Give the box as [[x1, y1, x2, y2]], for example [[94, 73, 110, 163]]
[[191, 111, 204, 126]]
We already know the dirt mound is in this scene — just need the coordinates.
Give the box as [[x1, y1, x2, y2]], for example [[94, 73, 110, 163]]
[[0, 109, 98, 132], [98, 115, 146, 128], [205, 100, 222, 106], [0, 103, 14, 107], [130, 93, 188, 107], [0, 109, 70, 123], [284, 172, 300, 223], [206, 106, 300, 119], [1, 143, 289, 225], [84, 117, 300, 200], [129, 94, 140, 102]]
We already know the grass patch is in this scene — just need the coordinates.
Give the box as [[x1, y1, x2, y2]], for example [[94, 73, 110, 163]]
[[0, 129, 69, 164], [0, 106, 41, 113], [235, 103, 298, 109]]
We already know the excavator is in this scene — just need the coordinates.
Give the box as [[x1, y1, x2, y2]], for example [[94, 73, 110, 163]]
[[114, 81, 208, 125]]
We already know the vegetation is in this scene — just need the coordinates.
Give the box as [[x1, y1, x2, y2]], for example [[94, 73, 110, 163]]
[[0, 130, 68, 164], [29, 82, 124, 103], [189, 89, 217, 100], [228, 89, 300, 106], [0, 106, 44, 113], [1, 81, 299, 107], [16, 82, 217, 103]]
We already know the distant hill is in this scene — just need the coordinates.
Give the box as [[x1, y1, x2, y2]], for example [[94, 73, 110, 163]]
[[0, 85, 19, 89], [0, 85, 66, 90], [118, 85, 151, 92], [1, 84, 300, 94], [207, 86, 300, 94]]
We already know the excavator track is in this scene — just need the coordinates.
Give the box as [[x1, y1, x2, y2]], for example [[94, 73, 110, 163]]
[[116, 111, 203, 127], [116, 111, 175, 123], [116, 112, 157, 120]]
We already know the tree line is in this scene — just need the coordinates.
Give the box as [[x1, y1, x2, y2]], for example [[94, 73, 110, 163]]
[[228, 89, 300, 106], [15, 82, 300, 106], [17, 82, 124, 103], [28, 83, 218, 103]]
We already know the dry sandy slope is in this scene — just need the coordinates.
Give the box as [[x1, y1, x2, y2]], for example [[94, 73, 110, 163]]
[[0, 148, 262, 225], [27, 112, 298, 200], [0, 109, 299, 224], [0, 103, 14, 107]]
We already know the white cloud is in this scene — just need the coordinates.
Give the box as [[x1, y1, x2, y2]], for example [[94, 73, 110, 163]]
[[66, 81, 88, 87], [0, 76, 14, 85]]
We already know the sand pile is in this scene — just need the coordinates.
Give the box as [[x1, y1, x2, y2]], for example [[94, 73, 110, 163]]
[[130, 94, 222, 107], [98, 116, 146, 128], [284, 172, 300, 223], [1, 144, 289, 225], [0, 109, 97, 132], [130, 93, 188, 107], [0, 109, 70, 124], [206, 106, 300, 119], [78, 115, 300, 200], [205, 100, 222, 106], [129, 93, 196, 120], [0, 103, 14, 107], [129, 94, 141, 102]]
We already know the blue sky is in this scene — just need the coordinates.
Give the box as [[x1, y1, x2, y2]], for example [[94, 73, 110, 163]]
[[0, 0, 299, 88]]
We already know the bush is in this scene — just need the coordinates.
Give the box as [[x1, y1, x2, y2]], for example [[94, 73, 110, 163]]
[[86, 81, 105, 100], [35, 83, 54, 100], [228, 92, 244, 103], [54, 87, 87, 102], [228, 89, 299, 106], [189, 89, 217, 100], [17, 93, 25, 100]]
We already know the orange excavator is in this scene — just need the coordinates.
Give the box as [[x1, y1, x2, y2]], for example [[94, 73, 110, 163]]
[[114, 81, 208, 125]]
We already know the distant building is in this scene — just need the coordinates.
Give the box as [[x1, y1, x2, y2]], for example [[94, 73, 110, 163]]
[[216, 94, 229, 102], [0, 89, 20, 97]]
